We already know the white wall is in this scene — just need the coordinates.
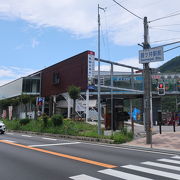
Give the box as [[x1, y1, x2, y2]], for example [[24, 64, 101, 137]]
[[0, 78, 23, 99]]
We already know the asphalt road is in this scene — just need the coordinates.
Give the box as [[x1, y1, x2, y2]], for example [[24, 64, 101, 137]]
[[0, 132, 180, 180]]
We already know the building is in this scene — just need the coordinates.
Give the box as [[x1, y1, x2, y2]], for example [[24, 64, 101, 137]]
[[1, 50, 180, 125], [0, 51, 97, 120]]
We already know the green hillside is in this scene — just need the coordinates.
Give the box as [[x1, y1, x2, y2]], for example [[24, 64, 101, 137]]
[[159, 56, 180, 73]]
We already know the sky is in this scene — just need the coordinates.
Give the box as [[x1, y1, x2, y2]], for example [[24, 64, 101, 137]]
[[0, 0, 180, 86]]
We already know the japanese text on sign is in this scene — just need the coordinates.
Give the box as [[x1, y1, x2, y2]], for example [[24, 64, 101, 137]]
[[139, 46, 164, 64], [88, 51, 95, 84]]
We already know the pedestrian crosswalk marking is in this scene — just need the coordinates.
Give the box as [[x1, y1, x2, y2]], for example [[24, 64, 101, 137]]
[[142, 161, 180, 171], [69, 155, 180, 180], [158, 158, 180, 165], [172, 155, 180, 159], [99, 168, 153, 180], [122, 165, 180, 180], [69, 174, 101, 180]]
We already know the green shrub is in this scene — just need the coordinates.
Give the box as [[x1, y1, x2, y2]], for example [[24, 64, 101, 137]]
[[3, 119, 20, 130], [41, 113, 49, 127], [51, 114, 63, 126], [19, 118, 30, 126], [113, 133, 128, 143], [112, 129, 133, 143]]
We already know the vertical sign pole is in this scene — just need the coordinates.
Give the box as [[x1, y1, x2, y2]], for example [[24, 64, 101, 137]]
[[110, 63, 114, 132], [86, 89, 89, 122], [131, 68, 135, 134], [67, 95, 71, 118]]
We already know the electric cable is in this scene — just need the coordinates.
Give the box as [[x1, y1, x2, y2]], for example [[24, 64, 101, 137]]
[[149, 11, 180, 23], [112, 0, 143, 20], [150, 27, 180, 33], [151, 38, 180, 44], [152, 24, 180, 28]]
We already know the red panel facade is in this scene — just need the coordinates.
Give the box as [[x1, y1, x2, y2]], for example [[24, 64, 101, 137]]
[[41, 51, 91, 97]]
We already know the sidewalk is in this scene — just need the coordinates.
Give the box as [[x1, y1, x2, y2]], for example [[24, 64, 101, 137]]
[[88, 121, 180, 152], [125, 131, 180, 152]]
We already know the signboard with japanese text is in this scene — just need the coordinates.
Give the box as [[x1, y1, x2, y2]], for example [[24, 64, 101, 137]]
[[87, 51, 95, 85], [139, 46, 164, 64]]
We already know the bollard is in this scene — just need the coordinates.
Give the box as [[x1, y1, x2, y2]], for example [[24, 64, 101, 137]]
[[173, 120, 176, 132], [159, 124, 162, 134]]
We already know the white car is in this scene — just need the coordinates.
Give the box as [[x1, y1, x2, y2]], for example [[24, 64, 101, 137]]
[[0, 121, 5, 134]]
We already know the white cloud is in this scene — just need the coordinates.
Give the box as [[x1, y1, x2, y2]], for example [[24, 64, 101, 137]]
[[31, 38, 39, 48], [0, 0, 180, 45], [0, 66, 38, 86], [15, 44, 24, 50]]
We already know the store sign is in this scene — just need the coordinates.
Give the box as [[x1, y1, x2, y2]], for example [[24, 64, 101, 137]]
[[88, 51, 95, 84], [139, 46, 164, 64], [36, 97, 45, 106]]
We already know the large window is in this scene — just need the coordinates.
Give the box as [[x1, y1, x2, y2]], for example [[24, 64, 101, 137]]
[[22, 78, 40, 93], [52, 72, 60, 85]]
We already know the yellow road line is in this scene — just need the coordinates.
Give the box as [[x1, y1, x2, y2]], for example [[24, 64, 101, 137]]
[[0, 140, 117, 168]]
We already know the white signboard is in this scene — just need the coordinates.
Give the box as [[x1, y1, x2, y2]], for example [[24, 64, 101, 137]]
[[139, 46, 164, 64], [88, 51, 95, 84]]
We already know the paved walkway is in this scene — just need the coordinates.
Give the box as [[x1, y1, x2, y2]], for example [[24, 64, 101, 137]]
[[125, 126, 180, 152], [89, 121, 180, 151]]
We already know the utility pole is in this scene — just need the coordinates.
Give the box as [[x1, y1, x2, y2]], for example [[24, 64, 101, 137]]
[[143, 17, 152, 144], [97, 4, 102, 135]]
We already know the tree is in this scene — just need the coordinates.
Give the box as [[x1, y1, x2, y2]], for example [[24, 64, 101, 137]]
[[0, 99, 10, 110], [67, 85, 80, 120]]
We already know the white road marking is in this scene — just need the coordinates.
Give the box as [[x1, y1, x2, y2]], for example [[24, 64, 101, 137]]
[[42, 137, 57, 141], [4, 133, 179, 156], [69, 174, 101, 180], [3, 140, 16, 143], [123, 165, 180, 180], [22, 135, 32, 137], [142, 161, 180, 171], [172, 155, 180, 159], [6, 133, 14, 135], [99, 168, 153, 180], [158, 158, 180, 165], [29, 142, 81, 147]]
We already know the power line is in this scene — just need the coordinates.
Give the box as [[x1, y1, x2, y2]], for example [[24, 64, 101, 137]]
[[164, 45, 180, 53], [152, 24, 180, 28], [103, 10, 112, 61], [149, 12, 180, 23], [150, 27, 180, 33], [112, 0, 143, 20], [151, 38, 180, 43]]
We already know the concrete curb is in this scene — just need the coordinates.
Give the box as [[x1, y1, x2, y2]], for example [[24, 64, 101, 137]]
[[7, 130, 114, 144], [6, 130, 180, 155], [119, 144, 180, 155]]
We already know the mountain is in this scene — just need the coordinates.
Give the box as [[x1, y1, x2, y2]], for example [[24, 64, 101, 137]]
[[159, 56, 180, 73]]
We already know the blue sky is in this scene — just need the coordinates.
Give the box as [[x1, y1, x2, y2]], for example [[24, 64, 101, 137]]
[[0, 0, 180, 85]]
